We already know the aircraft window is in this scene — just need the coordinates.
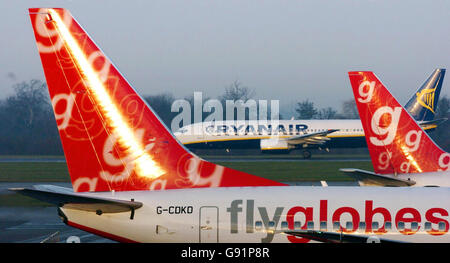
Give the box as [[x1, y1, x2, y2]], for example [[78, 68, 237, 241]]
[[281, 221, 288, 229], [268, 221, 275, 229], [397, 222, 405, 231], [411, 222, 419, 231], [372, 222, 379, 230], [424, 222, 432, 231], [359, 222, 366, 231], [346, 222, 353, 230], [307, 221, 314, 230], [255, 221, 263, 231], [320, 221, 327, 230], [385, 222, 392, 230], [294, 221, 301, 230], [333, 221, 340, 231], [439, 222, 446, 231]]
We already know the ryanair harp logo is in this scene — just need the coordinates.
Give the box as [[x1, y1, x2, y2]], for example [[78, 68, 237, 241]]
[[416, 87, 436, 113]]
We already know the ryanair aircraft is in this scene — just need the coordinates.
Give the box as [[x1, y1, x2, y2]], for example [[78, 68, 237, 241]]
[[175, 69, 446, 158]]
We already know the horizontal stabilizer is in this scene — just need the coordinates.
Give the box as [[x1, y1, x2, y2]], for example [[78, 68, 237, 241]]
[[418, 118, 448, 131], [9, 186, 143, 213], [339, 168, 416, 187]]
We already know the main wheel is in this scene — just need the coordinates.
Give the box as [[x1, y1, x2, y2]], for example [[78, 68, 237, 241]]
[[302, 150, 312, 159]]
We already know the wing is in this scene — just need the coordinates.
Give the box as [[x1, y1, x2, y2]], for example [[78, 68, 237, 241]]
[[286, 129, 339, 145], [339, 168, 416, 187], [283, 229, 404, 243]]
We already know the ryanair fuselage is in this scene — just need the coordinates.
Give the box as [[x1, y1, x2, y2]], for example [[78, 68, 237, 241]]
[[175, 119, 373, 150]]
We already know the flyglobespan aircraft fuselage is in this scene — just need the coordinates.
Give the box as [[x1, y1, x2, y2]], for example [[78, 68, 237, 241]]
[[62, 186, 450, 243]]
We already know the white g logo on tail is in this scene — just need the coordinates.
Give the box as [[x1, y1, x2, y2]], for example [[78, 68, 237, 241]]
[[439, 153, 450, 171], [369, 106, 401, 146], [358, 81, 375, 103], [100, 129, 150, 183], [378, 151, 391, 170], [51, 93, 75, 130], [87, 51, 111, 83], [400, 161, 411, 173], [73, 177, 98, 192], [35, 9, 72, 53], [405, 130, 422, 152], [184, 157, 224, 187]]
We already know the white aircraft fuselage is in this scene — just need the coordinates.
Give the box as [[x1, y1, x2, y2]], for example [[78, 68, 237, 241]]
[[63, 186, 450, 243], [175, 119, 365, 148]]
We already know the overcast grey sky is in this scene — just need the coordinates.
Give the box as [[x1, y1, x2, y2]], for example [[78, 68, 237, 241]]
[[1, 0, 450, 117]]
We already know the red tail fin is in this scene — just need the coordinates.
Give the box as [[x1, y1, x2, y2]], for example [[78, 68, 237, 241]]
[[348, 71, 450, 175], [29, 8, 285, 192]]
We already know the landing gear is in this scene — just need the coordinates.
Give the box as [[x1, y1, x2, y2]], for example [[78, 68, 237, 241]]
[[302, 150, 312, 159]]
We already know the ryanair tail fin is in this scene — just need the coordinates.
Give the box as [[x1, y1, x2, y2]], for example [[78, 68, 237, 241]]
[[405, 68, 445, 122], [29, 8, 285, 192]]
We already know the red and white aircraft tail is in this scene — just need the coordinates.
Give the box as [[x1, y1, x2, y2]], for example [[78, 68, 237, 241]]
[[348, 71, 450, 175], [28, 8, 285, 192]]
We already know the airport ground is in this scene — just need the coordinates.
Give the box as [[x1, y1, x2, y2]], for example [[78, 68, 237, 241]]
[[0, 151, 368, 243]]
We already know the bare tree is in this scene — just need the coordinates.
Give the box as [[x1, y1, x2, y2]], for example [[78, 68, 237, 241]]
[[219, 80, 255, 102], [295, 99, 318, 120], [341, 99, 359, 119], [144, 93, 176, 127], [317, 107, 337, 119], [218, 81, 256, 121], [0, 80, 62, 154]]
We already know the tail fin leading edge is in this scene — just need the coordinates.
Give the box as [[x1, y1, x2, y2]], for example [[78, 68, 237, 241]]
[[348, 71, 450, 175], [29, 8, 285, 192]]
